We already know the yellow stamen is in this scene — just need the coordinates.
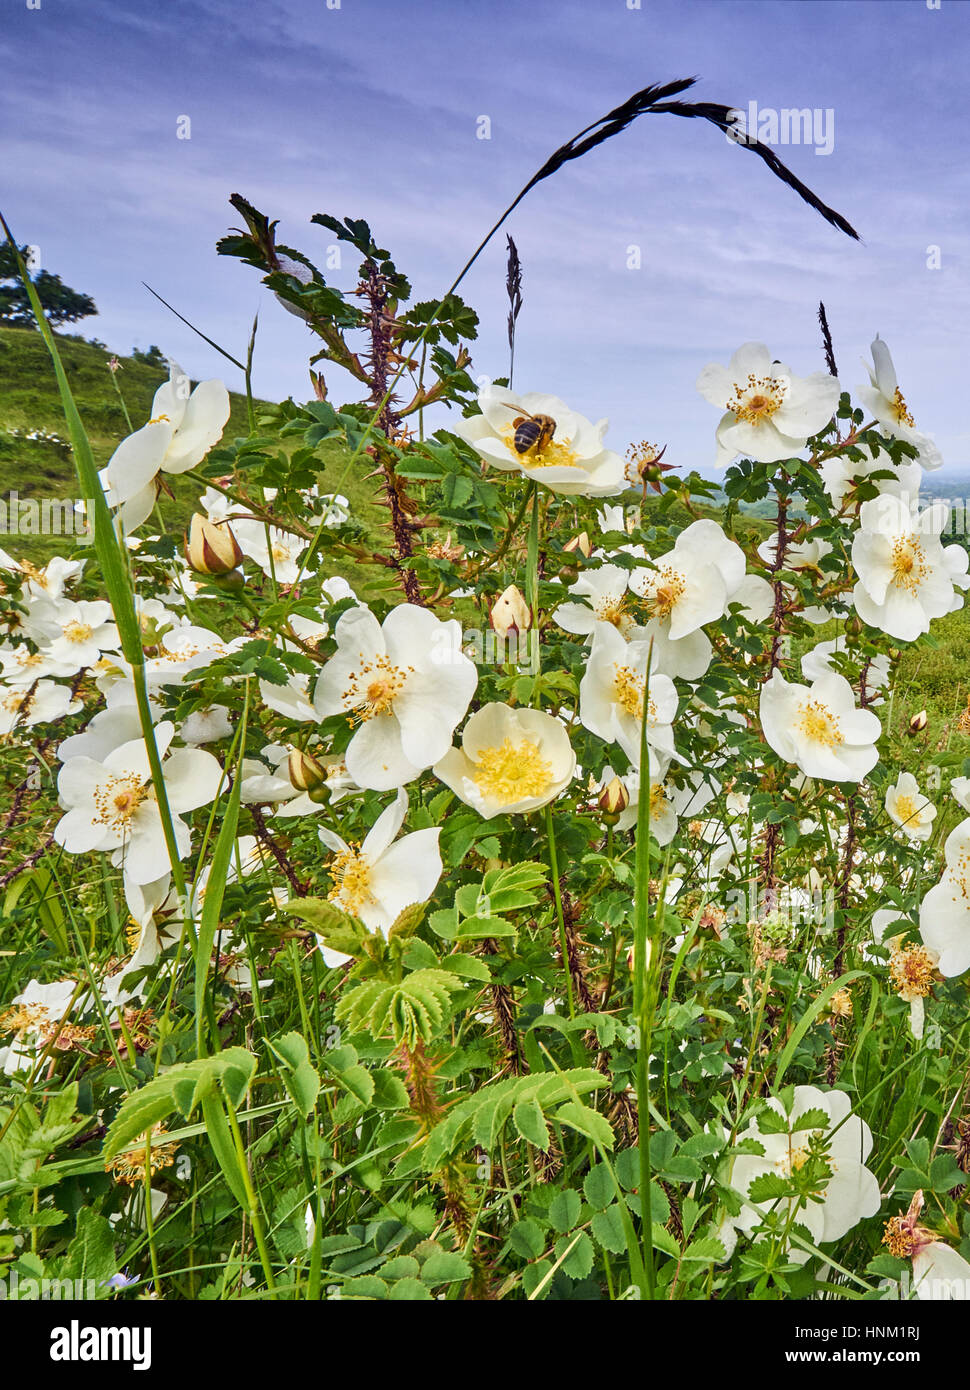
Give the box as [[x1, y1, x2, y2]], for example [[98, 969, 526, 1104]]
[[795, 699, 843, 749], [93, 774, 148, 832], [63, 620, 94, 644], [891, 387, 915, 428], [342, 653, 412, 723], [106, 1124, 178, 1186], [890, 536, 927, 593], [0, 1002, 49, 1035], [726, 373, 787, 425], [501, 426, 579, 469], [889, 941, 935, 1000], [645, 565, 687, 620], [327, 846, 376, 916], [471, 736, 553, 805], [612, 664, 646, 720]]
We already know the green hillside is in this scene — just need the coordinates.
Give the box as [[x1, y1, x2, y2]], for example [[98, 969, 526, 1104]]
[[0, 323, 386, 573]]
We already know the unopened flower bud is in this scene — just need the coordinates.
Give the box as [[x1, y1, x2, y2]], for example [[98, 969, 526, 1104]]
[[186, 514, 242, 576], [287, 748, 327, 792], [626, 939, 653, 973], [597, 775, 629, 823], [491, 584, 531, 637], [908, 710, 928, 735], [563, 531, 592, 559], [888, 647, 900, 662]]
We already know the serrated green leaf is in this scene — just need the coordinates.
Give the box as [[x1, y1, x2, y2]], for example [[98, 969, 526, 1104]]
[[557, 1101, 615, 1151], [548, 1188, 581, 1234], [513, 1098, 550, 1151]]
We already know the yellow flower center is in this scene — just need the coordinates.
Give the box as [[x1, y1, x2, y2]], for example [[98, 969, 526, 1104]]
[[893, 793, 921, 828], [106, 1124, 178, 1186], [726, 374, 787, 425], [612, 664, 646, 720], [891, 387, 915, 428], [795, 699, 843, 749], [883, 1216, 919, 1259], [645, 565, 687, 620], [147, 413, 171, 426], [93, 774, 148, 831], [471, 736, 553, 805], [594, 595, 632, 633], [501, 426, 579, 469], [0, 1002, 49, 1035], [327, 846, 376, 916], [890, 536, 927, 593], [63, 620, 94, 644], [889, 942, 935, 1000], [649, 784, 669, 818], [270, 542, 292, 564], [1, 690, 27, 714], [343, 653, 412, 722]]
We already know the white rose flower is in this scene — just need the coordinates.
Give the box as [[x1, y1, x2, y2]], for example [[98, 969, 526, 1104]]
[[852, 493, 961, 641], [696, 342, 839, 467], [40, 599, 120, 673], [314, 604, 478, 791], [759, 669, 880, 783], [54, 721, 223, 884], [103, 362, 230, 529], [0, 641, 75, 685], [433, 703, 575, 818], [857, 336, 942, 470], [0, 678, 81, 734], [578, 622, 678, 774], [454, 385, 626, 497], [919, 817, 970, 977], [555, 564, 639, 640], [319, 788, 442, 934], [232, 519, 310, 586], [0, 978, 80, 1075], [723, 1085, 880, 1259], [885, 770, 936, 841]]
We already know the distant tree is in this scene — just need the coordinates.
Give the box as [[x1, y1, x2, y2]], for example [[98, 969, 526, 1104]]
[[131, 344, 168, 368], [0, 242, 98, 328]]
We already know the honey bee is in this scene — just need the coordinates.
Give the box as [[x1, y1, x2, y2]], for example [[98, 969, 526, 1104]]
[[505, 407, 557, 456]]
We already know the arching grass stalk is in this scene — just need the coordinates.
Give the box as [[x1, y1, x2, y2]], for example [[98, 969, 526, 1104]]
[[0, 218, 196, 942], [633, 640, 656, 1299]]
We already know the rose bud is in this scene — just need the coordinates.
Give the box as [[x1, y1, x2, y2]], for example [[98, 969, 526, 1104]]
[[563, 531, 592, 559], [287, 748, 327, 792], [597, 775, 629, 823], [186, 514, 242, 576], [491, 584, 531, 636], [908, 710, 928, 735]]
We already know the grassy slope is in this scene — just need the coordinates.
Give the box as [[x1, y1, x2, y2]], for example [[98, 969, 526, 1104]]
[[0, 324, 387, 584], [0, 323, 967, 753]]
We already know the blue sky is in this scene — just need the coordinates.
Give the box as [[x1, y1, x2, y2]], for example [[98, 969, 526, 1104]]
[[3, 0, 969, 474]]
